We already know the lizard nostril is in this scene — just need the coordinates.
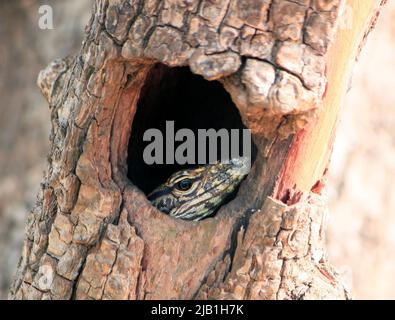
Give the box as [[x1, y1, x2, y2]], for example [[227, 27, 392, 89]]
[[230, 157, 251, 175], [230, 156, 249, 167]]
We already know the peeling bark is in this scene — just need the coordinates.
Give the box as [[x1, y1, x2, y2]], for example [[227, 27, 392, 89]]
[[9, 0, 386, 300]]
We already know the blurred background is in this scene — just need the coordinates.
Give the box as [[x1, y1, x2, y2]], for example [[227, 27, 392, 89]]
[[0, 0, 394, 300], [0, 0, 93, 299]]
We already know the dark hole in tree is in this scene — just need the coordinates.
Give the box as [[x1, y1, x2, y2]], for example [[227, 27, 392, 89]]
[[127, 64, 256, 195]]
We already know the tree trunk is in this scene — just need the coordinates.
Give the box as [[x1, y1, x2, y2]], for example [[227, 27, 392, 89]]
[[9, 0, 386, 300]]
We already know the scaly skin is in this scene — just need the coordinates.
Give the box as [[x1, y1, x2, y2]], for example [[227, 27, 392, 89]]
[[148, 157, 250, 221]]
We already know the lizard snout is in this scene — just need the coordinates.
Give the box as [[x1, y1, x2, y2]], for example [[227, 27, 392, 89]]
[[229, 157, 251, 176]]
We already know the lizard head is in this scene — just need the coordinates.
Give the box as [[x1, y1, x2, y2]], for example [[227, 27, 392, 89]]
[[147, 157, 250, 221]]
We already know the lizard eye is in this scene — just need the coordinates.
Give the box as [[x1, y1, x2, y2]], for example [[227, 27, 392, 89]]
[[176, 179, 193, 191]]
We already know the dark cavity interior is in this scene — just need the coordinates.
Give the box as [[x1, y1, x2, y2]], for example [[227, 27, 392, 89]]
[[127, 64, 256, 195]]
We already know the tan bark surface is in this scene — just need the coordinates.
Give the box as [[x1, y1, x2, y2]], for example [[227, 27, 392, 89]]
[[9, 0, 386, 300]]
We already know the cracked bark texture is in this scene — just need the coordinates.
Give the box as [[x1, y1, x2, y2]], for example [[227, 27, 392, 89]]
[[9, 0, 385, 300]]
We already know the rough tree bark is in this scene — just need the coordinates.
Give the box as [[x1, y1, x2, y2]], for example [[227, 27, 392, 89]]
[[9, 0, 386, 300]]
